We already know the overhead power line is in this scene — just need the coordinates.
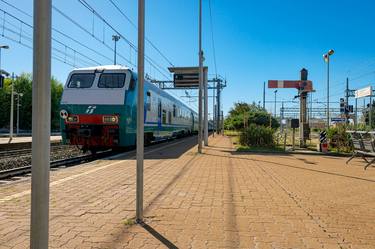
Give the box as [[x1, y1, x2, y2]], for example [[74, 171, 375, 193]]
[[208, 0, 218, 77], [107, 0, 175, 67]]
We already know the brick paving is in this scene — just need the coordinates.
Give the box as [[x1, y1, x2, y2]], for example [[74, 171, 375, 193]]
[[0, 135, 374, 248]]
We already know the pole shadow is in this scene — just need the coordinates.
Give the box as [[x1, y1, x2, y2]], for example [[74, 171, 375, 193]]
[[139, 221, 179, 249]]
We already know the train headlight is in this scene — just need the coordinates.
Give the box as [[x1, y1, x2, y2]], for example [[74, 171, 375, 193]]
[[66, 115, 79, 123], [60, 109, 68, 119], [103, 115, 118, 124]]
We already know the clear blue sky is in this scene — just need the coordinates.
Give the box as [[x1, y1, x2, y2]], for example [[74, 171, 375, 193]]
[[1, 0, 375, 116]]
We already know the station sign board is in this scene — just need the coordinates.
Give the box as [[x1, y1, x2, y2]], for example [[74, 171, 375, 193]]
[[331, 117, 346, 123], [168, 66, 208, 88], [355, 86, 372, 98]]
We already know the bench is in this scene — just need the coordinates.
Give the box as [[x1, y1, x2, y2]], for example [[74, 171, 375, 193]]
[[346, 131, 375, 170]]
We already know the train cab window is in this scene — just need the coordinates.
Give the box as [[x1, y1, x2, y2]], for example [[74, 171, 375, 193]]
[[98, 73, 126, 88], [68, 73, 95, 88], [146, 92, 151, 111]]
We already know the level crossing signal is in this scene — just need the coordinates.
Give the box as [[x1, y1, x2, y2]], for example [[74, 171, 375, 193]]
[[320, 131, 327, 143]]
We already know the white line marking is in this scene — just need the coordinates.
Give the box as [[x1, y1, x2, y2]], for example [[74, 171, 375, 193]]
[[0, 138, 193, 203]]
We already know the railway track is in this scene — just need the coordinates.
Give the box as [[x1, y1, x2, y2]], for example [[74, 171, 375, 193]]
[[0, 150, 115, 180]]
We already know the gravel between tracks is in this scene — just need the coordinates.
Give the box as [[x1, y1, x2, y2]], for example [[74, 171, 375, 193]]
[[0, 145, 87, 171]]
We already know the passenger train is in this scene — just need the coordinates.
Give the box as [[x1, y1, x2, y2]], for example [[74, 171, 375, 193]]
[[59, 65, 199, 152]]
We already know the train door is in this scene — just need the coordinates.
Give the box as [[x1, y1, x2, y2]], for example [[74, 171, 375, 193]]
[[158, 99, 162, 128]]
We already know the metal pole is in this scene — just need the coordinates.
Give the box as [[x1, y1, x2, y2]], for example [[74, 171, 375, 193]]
[[204, 68, 208, 146], [17, 93, 20, 135], [370, 93, 372, 129], [274, 90, 277, 117], [263, 81, 265, 109], [198, 0, 203, 152], [216, 81, 221, 134], [212, 81, 215, 137], [136, 0, 145, 222], [8, 73, 14, 143], [281, 101, 284, 133], [355, 98, 358, 129], [327, 57, 330, 128], [30, 0, 51, 248], [114, 39, 117, 65], [345, 77, 349, 124]]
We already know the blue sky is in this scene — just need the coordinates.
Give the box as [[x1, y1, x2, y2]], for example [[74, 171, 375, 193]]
[[1, 0, 375, 116]]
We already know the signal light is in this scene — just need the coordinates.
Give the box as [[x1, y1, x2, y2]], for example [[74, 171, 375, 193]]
[[66, 115, 79, 123], [103, 115, 118, 124]]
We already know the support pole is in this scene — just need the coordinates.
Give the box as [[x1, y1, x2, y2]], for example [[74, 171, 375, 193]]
[[263, 81, 265, 109], [204, 68, 208, 146], [198, 0, 203, 152], [355, 98, 358, 129], [8, 73, 14, 143], [326, 57, 330, 128], [17, 93, 20, 135], [136, 0, 145, 222], [30, 0, 51, 248], [216, 81, 221, 134], [370, 94, 372, 129], [212, 81, 215, 137], [345, 78, 349, 124]]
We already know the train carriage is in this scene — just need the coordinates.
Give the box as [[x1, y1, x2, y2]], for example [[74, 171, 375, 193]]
[[59, 65, 198, 152]]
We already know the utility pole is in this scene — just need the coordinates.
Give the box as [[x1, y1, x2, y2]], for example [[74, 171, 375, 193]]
[[30, 0, 51, 248], [345, 77, 349, 124], [136, 0, 145, 223], [355, 98, 358, 129], [274, 90, 277, 117], [204, 68, 208, 146], [263, 81, 265, 109], [198, 0, 203, 152], [216, 80, 221, 134], [112, 35, 121, 65], [8, 73, 14, 143], [281, 101, 284, 133], [323, 49, 334, 128], [212, 81, 215, 137]]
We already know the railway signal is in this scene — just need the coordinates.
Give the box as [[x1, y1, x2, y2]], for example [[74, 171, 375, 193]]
[[268, 68, 314, 147]]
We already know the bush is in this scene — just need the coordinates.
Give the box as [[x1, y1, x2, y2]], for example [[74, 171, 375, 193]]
[[239, 124, 275, 147], [327, 126, 351, 152]]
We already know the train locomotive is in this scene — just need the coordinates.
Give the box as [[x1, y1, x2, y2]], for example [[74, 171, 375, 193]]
[[59, 65, 198, 152]]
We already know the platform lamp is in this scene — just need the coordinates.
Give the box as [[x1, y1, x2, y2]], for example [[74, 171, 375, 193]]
[[323, 49, 334, 128], [0, 45, 9, 89]]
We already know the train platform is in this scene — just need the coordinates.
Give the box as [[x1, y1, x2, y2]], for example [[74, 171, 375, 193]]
[[0, 135, 61, 145], [1, 135, 375, 249]]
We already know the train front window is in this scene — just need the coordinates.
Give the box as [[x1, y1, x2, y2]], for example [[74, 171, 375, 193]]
[[98, 73, 126, 88], [68, 73, 95, 88]]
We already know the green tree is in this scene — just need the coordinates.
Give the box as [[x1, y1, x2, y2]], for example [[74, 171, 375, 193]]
[[0, 73, 64, 132], [224, 102, 279, 130]]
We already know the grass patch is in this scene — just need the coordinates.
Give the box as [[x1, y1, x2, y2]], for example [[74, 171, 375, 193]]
[[237, 145, 285, 153], [123, 217, 136, 226]]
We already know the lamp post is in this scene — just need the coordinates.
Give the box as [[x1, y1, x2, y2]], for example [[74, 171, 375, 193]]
[[16, 92, 23, 135], [0, 45, 9, 75], [274, 90, 278, 118], [112, 35, 121, 65], [323, 49, 334, 128]]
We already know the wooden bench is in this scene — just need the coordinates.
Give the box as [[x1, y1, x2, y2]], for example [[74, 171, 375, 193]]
[[346, 131, 375, 170]]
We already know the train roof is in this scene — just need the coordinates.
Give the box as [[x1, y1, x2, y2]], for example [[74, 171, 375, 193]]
[[73, 65, 131, 71]]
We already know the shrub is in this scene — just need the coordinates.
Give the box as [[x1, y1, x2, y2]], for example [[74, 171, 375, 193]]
[[239, 124, 275, 147], [327, 125, 351, 152]]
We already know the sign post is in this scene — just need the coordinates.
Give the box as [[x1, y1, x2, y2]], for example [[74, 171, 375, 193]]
[[136, 0, 145, 223]]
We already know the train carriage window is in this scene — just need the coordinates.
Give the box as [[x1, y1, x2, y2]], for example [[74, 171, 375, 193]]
[[162, 110, 167, 124], [173, 105, 176, 117], [68, 73, 95, 88], [168, 111, 172, 124], [98, 73, 126, 88], [146, 92, 151, 111]]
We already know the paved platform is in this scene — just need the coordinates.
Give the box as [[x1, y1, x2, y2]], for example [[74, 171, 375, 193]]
[[0, 135, 374, 249], [0, 136, 61, 145]]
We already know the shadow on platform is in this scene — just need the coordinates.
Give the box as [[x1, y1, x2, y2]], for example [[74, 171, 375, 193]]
[[140, 221, 179, 249]]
